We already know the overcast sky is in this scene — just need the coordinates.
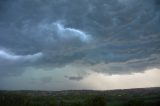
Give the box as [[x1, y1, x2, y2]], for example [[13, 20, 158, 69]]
[[0, 0, 160, 90]]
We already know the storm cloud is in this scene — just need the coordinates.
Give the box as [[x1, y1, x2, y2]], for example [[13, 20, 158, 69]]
[[64, 75, 84, 81], [0, 0, 160, 78]]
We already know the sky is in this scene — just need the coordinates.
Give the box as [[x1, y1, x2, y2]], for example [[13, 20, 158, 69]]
[[0, 0, 160, 90]]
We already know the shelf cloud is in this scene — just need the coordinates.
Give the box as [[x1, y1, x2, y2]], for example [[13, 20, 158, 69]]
[[0, 0, 160, 90]]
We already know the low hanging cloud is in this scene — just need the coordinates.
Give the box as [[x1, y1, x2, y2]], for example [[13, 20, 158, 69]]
[[0, 49, 43, 77], [64, 75, 84, 81], [0, 0, 160, 78]]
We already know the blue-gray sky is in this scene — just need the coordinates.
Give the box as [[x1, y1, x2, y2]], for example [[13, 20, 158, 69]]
[[0, 0, 160, 90]]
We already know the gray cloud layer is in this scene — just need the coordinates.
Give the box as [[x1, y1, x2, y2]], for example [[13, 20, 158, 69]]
[[0, 0, 160, 76]]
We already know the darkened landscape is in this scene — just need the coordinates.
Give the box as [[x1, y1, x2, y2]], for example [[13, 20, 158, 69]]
[[0, 0, 160, 106], [0, 87, 160, 106]]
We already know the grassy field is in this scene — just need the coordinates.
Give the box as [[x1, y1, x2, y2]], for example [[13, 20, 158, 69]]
[[0, 87, 160, 106]]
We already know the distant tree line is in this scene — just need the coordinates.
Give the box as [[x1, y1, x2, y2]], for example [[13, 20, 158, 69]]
[[0, 93, 160, 106]]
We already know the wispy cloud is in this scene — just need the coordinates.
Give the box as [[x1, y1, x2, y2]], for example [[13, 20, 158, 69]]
[[0, 50, 42, 61]]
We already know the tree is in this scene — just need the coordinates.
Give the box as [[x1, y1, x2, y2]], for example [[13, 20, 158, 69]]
[[85, 95, 107, 106], [127, 99, 144, 106]]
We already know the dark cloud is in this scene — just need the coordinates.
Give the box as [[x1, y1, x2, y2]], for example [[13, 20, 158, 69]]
[[64, 75, 83, 81], [0, 0, 160, 77], [0, 50, 42, 76]]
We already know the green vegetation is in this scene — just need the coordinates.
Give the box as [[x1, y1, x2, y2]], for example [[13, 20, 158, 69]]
[[127, 99, 144, 106], [0, 88, 160, 106], [84, 95, 107, 106]]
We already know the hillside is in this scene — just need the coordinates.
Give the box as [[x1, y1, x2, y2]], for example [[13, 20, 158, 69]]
[[0, 87, 160, 106]]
